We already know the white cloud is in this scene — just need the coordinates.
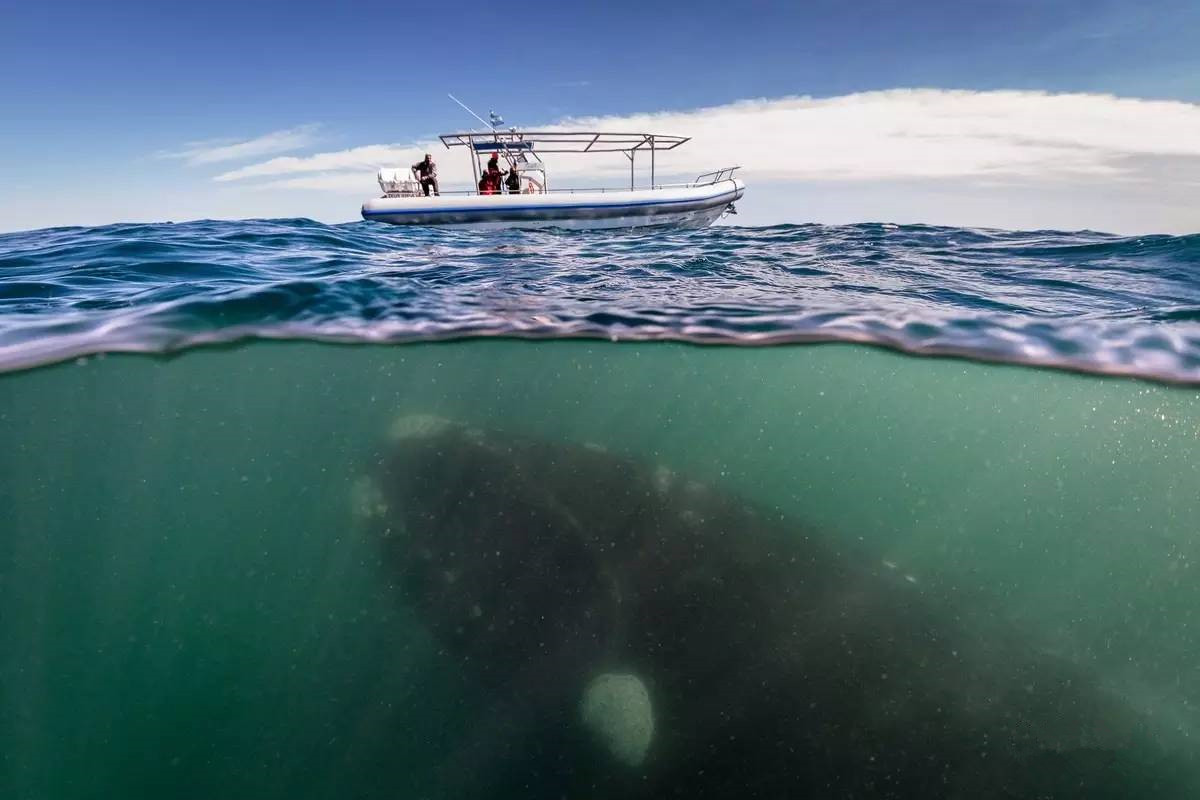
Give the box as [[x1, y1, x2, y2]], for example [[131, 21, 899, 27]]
[[254, 172, 382, 193], [159, 124, 321, 164], [552, 89, 1200, 181], [212, 90, 1200, 194], [213, 143, 426, 182]]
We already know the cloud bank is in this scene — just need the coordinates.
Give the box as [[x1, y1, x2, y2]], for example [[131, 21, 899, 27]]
[[213, 144, 423, 182], [159, 124, 321, 165], [563, 89, 1200, 180], [208, 89, 1200, 196]]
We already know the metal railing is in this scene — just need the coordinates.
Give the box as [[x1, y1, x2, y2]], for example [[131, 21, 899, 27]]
[[382, 168, 741, 199], [692, 166, 741, 185], [388, 188, 638, 198]]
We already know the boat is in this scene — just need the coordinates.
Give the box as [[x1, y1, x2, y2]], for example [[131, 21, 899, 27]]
[[361, 129, 745, 231]]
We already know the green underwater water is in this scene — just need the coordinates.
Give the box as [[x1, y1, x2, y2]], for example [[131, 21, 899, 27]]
[[2, 339, 1199, 798]]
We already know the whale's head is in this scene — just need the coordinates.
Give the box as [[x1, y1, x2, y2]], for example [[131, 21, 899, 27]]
[[371, 416, 614, 690]]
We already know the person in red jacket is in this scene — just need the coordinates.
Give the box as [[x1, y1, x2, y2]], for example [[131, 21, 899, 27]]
[[485, 152, 506, 193]]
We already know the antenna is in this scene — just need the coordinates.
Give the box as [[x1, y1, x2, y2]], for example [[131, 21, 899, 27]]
[[447, 94, 493, 130]]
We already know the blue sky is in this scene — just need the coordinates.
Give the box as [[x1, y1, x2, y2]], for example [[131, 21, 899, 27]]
[[2, 0, 1199, 233]]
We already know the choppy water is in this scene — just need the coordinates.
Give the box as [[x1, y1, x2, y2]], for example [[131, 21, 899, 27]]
[[2, 220, 1200, 798], [2, 219, 1200, 380]]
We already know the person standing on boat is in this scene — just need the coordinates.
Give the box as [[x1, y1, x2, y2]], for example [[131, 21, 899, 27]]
[[411, 154, 439, 196], [480, 152, 505, 195], [505, 166, 521, 194]]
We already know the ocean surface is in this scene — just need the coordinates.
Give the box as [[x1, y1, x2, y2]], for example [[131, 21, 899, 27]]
[[2, 219, 1200, 379], [2, 219, 1200, 798]]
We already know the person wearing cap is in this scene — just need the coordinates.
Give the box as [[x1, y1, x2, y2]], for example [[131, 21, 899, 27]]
[[411, 154, 439, 196]]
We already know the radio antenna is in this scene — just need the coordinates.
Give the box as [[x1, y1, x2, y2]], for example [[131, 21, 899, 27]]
[[447, 94, 493, 131]]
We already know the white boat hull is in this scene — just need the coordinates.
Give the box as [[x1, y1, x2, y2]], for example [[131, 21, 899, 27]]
[[361, 179, 744, 230]]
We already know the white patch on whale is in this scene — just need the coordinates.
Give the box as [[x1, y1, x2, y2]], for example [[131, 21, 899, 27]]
[[581, 672, 654, 768], [350, 475, 388, 520], [653, 465, 674, 494], [387, 413, 452, 441]]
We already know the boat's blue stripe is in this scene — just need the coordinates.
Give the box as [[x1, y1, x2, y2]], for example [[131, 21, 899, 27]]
[[362, 187, 739, 218]]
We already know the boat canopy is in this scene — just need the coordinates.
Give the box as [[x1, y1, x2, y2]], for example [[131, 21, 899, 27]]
[[439, 130, 691, 190], [439, 130, 689, 154]]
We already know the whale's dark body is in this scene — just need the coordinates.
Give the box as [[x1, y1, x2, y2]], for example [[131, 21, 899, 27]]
[[369, 418, 1192, 799]]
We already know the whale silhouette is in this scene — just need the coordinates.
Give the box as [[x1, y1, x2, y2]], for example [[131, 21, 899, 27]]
[[362, 415, 1194, 799]]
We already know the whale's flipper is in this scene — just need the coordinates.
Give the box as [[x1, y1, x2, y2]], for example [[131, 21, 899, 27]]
[[581, 672, 654, 768]]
